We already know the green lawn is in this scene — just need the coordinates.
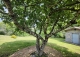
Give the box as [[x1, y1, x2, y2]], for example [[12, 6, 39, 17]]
[[49, 38, 80, 54], [0, 35, 36, 45], [0, 35, 80, 57], [48, 38, 80, 57]]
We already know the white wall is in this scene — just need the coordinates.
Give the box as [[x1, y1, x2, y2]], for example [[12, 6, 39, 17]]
[[65, 30, 80, 44]]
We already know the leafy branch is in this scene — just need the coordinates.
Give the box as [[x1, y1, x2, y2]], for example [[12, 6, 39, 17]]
[[3, 0, 44, 41]]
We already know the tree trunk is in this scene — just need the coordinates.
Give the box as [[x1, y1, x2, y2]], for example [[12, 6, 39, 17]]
[[36, 38, 40, 55], [35, 37, 48, 57]]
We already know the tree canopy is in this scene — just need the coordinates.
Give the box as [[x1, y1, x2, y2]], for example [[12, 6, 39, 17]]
[[0, 0, 80, 56], [0, 0, 80, 38]]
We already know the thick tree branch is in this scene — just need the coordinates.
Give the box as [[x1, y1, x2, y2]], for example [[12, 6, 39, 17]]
[[43, 24, 47, 35], [39, 25, 42, 35], [47, 24, 70, 38], [3, 0, 14, 15], [42, 18, 47, 35], [47, 11, 80, 38], [49, 14, 60, 35]]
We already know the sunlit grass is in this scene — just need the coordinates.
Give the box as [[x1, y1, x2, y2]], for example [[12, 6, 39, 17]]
[[48, 38, 80, 54], [0, 35, 36, 45]]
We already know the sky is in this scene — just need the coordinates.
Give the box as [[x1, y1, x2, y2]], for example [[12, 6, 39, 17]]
[[0, 18, 2, 22], [3, 7, 8, 13], [0, 7, 8, 22]]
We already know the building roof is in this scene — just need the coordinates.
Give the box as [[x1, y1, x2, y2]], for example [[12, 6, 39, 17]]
[[65, 27, 80, 32]]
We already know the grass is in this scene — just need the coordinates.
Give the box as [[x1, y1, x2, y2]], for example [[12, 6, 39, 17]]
[[0, 35, 36, 45], [49, 38, 80, 54], [48, 38, 80, 57], [0, 35, 36, 57], [0, 41, 36, 57], [0, 35, 80, 57]]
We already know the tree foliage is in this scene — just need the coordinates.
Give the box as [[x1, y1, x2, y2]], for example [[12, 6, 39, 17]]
[[0, 22, 15, 35], [0, 0, 80, 56]]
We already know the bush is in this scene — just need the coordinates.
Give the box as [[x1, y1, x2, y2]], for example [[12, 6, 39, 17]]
[[11, 35, 17, 39], [54, 32, 65, 38], [0, 31, 5, 35]]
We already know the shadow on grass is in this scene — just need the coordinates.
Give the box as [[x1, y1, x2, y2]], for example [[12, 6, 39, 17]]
[[0, 39, 80, 57], [48, 43, 80, 57], [51, 38, 65, 42], [0, 40, 36, 57]]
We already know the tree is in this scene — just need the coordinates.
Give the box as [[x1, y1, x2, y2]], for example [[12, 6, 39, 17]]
[[0, 0, 80, 57], [0, 22, 6, 35], [0, 22, 16, 35]]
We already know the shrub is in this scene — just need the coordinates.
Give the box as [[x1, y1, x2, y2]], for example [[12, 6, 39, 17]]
[[11, 35, 17, 39], [0, 31, 5, 35], [54, 32, 65, 38]]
